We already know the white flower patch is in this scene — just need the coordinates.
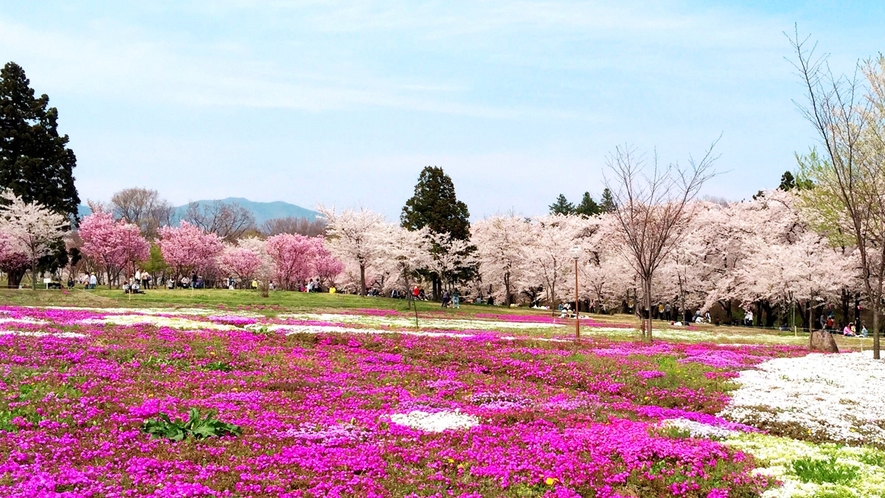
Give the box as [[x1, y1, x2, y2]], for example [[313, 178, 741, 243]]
[[723, 432, 885, 498], [591, 325, 805, 345], [0, 330, 86, 339], [661, 418, 742, 439], [720, 352, 885, 447], [79, 315, 237, 331], [278, 423, 369, 446], [277, 313, 564, 330], [41, 306, 263, 318], [388, 410, 479, 432], [249, 323, 471, 339]]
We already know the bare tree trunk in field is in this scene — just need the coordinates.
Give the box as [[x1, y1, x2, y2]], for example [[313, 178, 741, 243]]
[[643, 278, 654, 342], [790, 29, 885, 358], [605, 142, 718, 342]]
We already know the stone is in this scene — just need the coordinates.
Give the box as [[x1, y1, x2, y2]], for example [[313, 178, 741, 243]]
[[809, 330, 839, 353]]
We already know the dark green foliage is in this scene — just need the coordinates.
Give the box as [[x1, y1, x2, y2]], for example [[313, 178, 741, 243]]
[[599, 188, 617, 213], [0, 62, 79, 220], [401, 166, 471, 240], [548, 194, 575, 215], [779, 170, 797, 191], [204, 361, 233, 372], [401, 167, 475, 296], [142, 243, 167, 275], [575, 192, 600, 217], [36, 238, 69, 276], [142, 408, 241, 441]]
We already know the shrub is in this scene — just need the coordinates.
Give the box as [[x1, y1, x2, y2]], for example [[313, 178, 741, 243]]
[[142, 408, 241, 441]]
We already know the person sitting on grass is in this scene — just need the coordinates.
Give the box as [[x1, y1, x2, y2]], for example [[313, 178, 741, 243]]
[[843, 322, 857, 337]]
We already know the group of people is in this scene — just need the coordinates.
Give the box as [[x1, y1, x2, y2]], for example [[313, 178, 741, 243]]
[[440, 290, 461, 308], [818, 312, 868, 337], [165, 273, 205, 289], [77, 273, 98, 289]]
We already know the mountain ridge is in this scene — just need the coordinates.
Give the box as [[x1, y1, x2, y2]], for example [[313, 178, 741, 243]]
[[77, 198, 319, 225]]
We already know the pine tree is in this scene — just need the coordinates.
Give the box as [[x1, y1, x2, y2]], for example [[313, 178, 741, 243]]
[[548, 194, 575, 215], [0, 62, 80, 220], [401, 166, 471, 240], [599, 188, 617, 213], [575, 192, 600, 217], [401, 166, 473, 298], [779, 171, 796, 191]]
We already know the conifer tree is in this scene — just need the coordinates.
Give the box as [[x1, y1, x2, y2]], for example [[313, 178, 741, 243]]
[[599, 188, 617, 213], [401, 166, 473, 298], [575, 192, 600, 217], [548, 194, 575, 215], [0, 62, 79, 221]]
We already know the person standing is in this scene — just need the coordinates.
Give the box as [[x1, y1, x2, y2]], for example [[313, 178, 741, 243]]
[[453, 289, 460, 309], [88, 273, 97, 289]]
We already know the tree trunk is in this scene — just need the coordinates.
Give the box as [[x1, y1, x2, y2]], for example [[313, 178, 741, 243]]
[[874, 305, 880, 360], [31, 258, 37, 290], [6, 270, 24, 288], [359, 264, 366, 296], [643, 277, 653, 342], [808, 301, 813, 349], [504, 272, 512, 306]]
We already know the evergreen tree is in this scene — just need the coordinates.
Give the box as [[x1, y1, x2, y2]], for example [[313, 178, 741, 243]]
[[401, 166, 473, 298], [779, 171, 796, 191], [548, 194, 575, 215], [575, 192, 600, 217], [0, 62, 79, 221], [599, 188, 617, 213], [401, 166, 471, 240]]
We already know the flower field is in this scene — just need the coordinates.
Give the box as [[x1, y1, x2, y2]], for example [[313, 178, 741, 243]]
[[0, 305, 883, 497]]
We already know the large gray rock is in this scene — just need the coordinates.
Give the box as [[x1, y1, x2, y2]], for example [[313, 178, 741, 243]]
[[809, 330, 839, 353]]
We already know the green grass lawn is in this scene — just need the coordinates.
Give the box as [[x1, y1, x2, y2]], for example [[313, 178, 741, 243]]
[[1, 286, 872, 350], [0, 287, 534, 316]]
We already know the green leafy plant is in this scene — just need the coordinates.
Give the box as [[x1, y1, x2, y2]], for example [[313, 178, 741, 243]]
[[204, 361, 233, 372], [791, 455, 858, 485], [142, 408, 241, 441]]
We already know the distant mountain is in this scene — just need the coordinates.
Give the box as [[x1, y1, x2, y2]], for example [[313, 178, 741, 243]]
[[173, 198, 319, 225], [77, 197, 319, 226]]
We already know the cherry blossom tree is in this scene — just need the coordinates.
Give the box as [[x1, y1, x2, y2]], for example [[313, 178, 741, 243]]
[[0, 231, 29, 288], [319, 205, 386, 296], [605, 143, 717, 341], [312, 237, 344, 286], [0, 189, 67, 289], [521, 214, 583, 308], [158, 221, 223, 281], [372, 225, 432, 305], [579, 214, 635, 312], [427, 231, 477, 293], [266, 233, 318, 290], [472, 214, 532, 305], [79, 209, 150, 288], [217, 244, 264, 283]]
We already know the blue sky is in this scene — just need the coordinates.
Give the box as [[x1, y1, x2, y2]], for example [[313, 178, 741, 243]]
[[2, 1, 884, 219]]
